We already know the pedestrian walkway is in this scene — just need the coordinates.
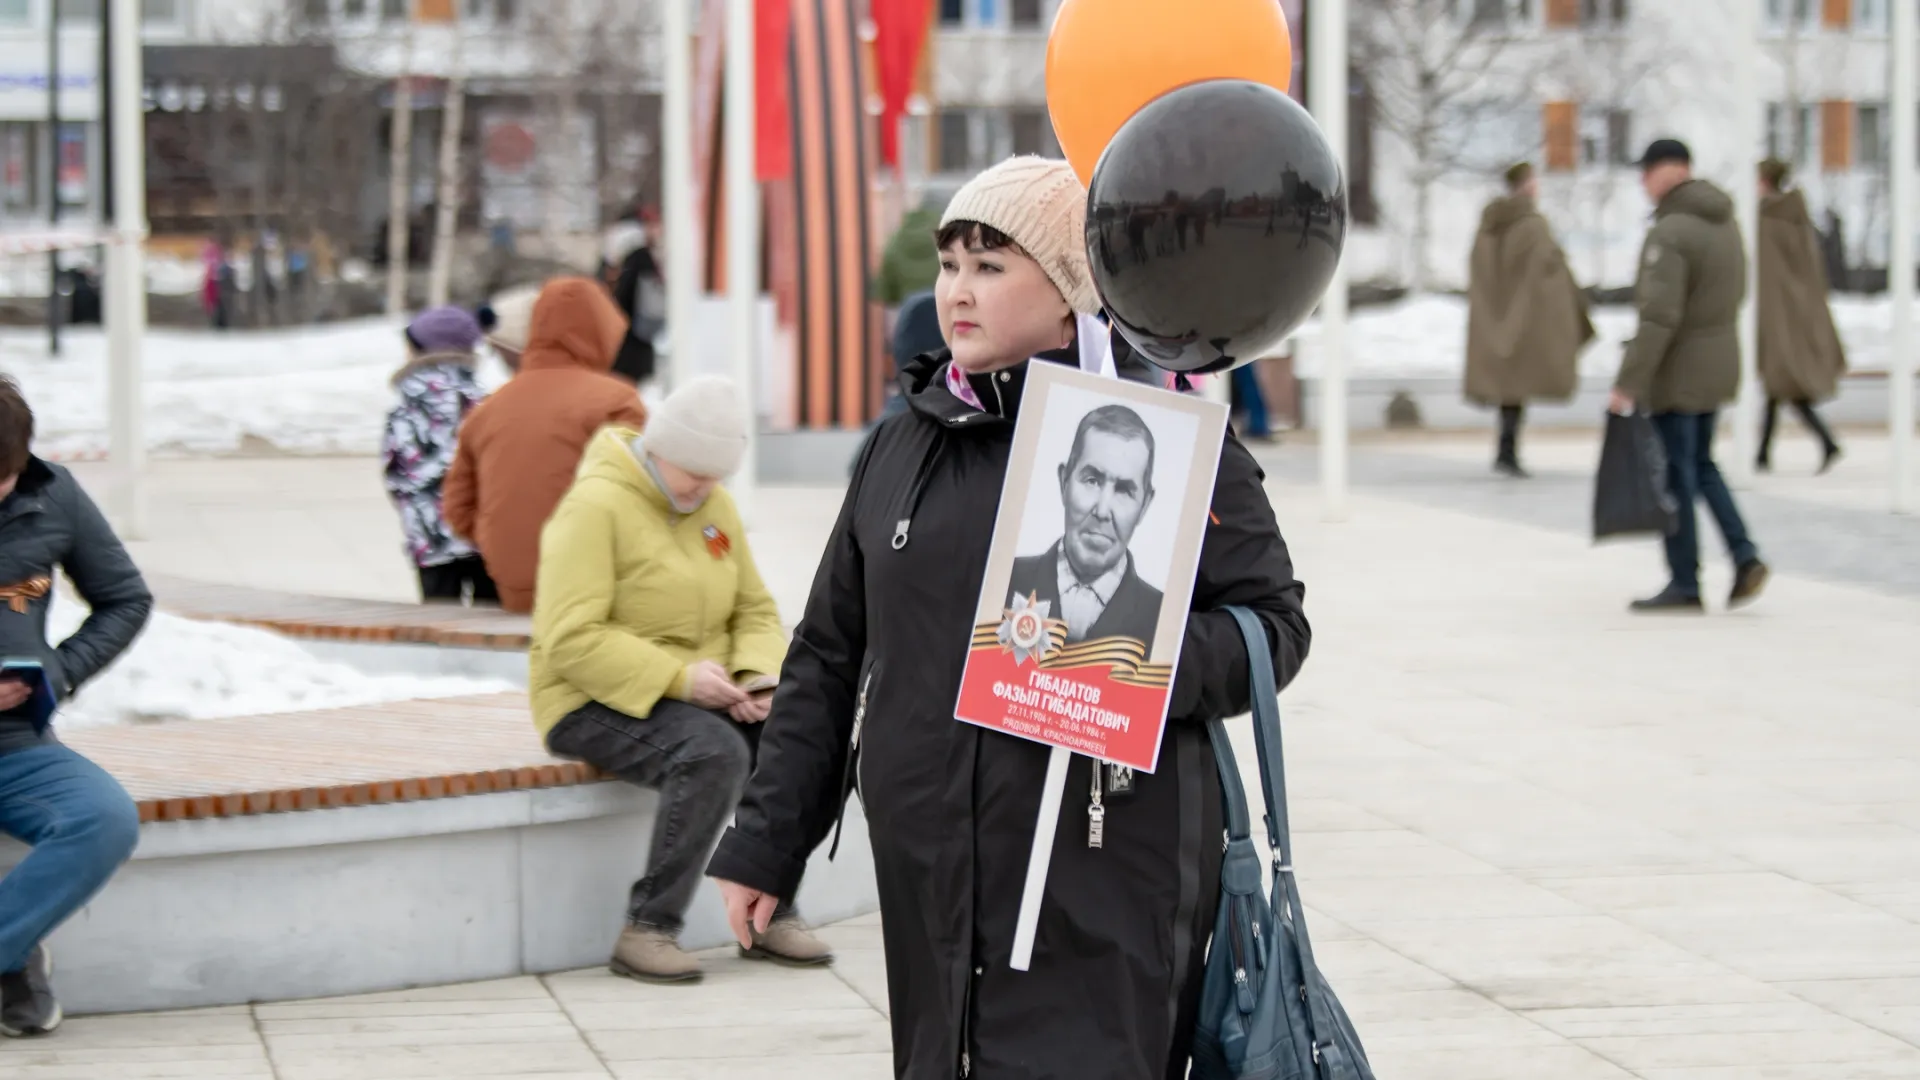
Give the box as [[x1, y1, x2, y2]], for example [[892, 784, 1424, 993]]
[[22, 434, 1920, 1079]]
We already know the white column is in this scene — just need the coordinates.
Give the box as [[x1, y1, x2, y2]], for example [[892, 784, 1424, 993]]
[[1309, 0, 1349, 521], [1731, 0, 1762, 485], [105, 0, 145, 538], [1893, 0, 1917, 513], [725, 0, 759, 513], [662, 0, 699, 394]]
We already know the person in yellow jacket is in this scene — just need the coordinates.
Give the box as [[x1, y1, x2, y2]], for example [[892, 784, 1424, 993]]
[[530, 375, 833, 983]]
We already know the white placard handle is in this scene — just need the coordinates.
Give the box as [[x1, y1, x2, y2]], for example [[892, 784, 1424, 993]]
[[1010, 746, 1073, 972]]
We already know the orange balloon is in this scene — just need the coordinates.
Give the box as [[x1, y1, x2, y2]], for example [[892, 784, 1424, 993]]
[[1046, 0, 1293, 186]]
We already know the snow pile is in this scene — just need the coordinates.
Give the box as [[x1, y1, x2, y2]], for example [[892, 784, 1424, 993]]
[[1292, 294, 1900, 382], [42, 592, 516, 731], [0, 252, 209, 299], [4, 318, 514, 459]]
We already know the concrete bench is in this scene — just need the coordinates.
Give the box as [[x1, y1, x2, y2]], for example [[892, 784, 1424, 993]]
[[3, 692, 878, 1014]]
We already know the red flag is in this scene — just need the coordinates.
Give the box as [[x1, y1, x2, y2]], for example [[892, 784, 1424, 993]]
[[869, 0, 931, 170], [756, 0, 794, 180]]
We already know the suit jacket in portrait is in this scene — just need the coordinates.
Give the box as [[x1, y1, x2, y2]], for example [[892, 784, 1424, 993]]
[[1005, 541, 1163, 655]]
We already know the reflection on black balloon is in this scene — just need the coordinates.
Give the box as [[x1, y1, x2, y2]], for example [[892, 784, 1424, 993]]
[[1086, 79, 1347, 374]]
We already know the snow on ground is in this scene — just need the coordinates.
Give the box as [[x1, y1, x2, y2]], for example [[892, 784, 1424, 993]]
[[0, 251, 208, 299], [0, 297, 1902, 458], [42, 591, 516, 730], [1291, 293, 1899, 381], [5, 317, 516, 459]]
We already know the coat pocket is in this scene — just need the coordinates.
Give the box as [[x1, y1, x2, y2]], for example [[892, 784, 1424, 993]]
[[827, 655, 878, 860]]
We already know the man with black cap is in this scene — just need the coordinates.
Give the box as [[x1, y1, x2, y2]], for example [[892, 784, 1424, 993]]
[[1612, 138, 1770, 612]]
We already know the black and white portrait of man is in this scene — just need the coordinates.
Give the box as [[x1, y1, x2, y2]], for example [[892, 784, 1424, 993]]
[[1007, 404, 1165, 652]]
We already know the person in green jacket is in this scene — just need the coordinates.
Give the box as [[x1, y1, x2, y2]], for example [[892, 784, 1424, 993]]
[[530, 377, 833, 983], [873, 200, 943, 306], [1611, 139, 1770, 613]]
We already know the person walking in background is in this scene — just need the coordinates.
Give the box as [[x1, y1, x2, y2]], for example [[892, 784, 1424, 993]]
[[1756, 158, 1847, 474], [442, 277, 650, 614], [1465, 161, 1595, 477], [1614, 139, 1769, 613], [383, 306, 497, 605], [0, 375, 150, 1037], [532, 376, 832, 983], [607, 221, 663, 387]]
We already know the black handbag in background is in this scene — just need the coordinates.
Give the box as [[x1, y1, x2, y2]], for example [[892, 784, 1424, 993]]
[[1593, 410, 1679, 542]]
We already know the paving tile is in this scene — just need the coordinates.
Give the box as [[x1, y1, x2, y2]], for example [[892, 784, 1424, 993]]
[[1635, 1063, 1920, 1080], [258, 1012, 582, 1036], [1362, 1043, 1641, 1080], [1523, 1000, 1867, 1039], [254, 997, 568, 1021], [1573, 1027, 1919, 1071], [9, 1010, 262, 1048], [0, 1044, 274, 1076], [606, 1055, 895, 1079], [1781, 975, 1920, 1010], [268, 1041, 610, 1080], [586, 1018, 891, 1061], [544, 964, 869, 1008]]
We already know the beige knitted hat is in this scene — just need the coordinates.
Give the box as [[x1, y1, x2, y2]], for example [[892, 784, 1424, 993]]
[[486, 284, 542, 353], [637, 375, 750, 479], [940, 156, 1099, 316]]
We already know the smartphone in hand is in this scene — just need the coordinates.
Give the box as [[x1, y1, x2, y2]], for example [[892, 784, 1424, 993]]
[[0, 657, 57, 732]]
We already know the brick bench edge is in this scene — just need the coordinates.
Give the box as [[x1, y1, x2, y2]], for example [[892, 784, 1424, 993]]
[[135, 763, 611, 823]]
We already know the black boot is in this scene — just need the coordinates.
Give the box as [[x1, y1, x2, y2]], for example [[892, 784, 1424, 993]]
[[1794, 401, 1842, 475], [1495, 405, 1528, 477], [1629, 587, 1705, 613], [1756, 399, 1778, 472], [1729, 559, 1770, 608]]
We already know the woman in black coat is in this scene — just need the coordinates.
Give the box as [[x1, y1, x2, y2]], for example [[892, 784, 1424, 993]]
[[708, 156, 1311, 1079]]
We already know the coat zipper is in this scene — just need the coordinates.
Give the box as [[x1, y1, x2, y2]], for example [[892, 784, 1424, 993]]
[[827, 664, 875, 860], [959, 967, 975, 1078]]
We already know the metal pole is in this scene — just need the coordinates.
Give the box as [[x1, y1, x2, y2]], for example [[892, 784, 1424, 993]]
[[1731, 0, 1761, 485], [385, 32, 415, 315], [104, 0, 145, 537], [663, 0, 698, 394], [427, 16, 466, 308], [45, 0, 59, 357], [1894, 0, 1917, 513], [724, 0, 758, 514], [1309, 0, 1349, 521]]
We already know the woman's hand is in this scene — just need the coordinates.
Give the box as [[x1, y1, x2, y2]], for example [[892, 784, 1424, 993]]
[[728, 696, 772, 724], [684, 660, 750, 710], [0, 678, 31, 712], [717, 878, 780, 948]]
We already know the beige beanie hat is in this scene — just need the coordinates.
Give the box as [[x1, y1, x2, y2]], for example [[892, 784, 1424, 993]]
[[486, 284, 541, 353], [940, 156, 1100, 316], [637, 376, 750, 479]]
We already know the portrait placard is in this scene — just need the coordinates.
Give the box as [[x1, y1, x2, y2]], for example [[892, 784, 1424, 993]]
[[953, 361, 1229, 773]]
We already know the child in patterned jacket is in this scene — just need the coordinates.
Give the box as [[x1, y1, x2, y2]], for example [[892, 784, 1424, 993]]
[[382, 306, 497, 603]]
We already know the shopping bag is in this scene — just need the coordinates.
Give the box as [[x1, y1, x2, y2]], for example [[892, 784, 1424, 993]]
[[1592, 410, 1678, 541]]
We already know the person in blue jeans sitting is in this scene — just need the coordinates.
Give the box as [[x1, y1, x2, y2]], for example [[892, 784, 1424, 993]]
[[0, 375, 151, 1036]]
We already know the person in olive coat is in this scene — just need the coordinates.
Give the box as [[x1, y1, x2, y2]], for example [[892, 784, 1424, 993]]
[[1613, 139, 1770, 613], [707, 156, 1312, 1079], [1755, 158, 1847, 474], [1464, 161, 1595, 476]]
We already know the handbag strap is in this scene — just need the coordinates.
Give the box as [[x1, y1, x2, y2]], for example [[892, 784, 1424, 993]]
[[1222, 605, 1344, 1070], [1207, 717, 1254, 846]]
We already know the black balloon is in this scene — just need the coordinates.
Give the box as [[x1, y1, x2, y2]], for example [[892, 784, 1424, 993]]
[[1086, 78, 1347, 375]]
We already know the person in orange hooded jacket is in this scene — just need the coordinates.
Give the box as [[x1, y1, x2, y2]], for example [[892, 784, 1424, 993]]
[[443, 277, 649, 613]]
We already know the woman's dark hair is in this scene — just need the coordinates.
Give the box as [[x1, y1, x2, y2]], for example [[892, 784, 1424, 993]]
[[935, 219, 1021, 254], [0, 374, 34, 479]]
